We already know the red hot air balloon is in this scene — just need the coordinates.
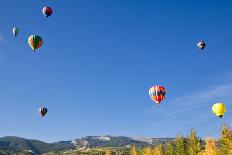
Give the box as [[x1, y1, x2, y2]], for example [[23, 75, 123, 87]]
[[42, 6, 53, 17], [149, 85, 166, 104], [39, 107, 48, 117]]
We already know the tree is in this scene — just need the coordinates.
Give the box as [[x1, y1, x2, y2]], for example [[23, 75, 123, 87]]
[[166, 142, 176, 155], [187, 129, 202, 155], [130, 145, 138, 155], [175, 136, 188, 155], [203, 137, 220, 155], [105, 148, 112, 155], [153, 144, 165, 155], [98, 147, 104, 155], [219, 125, 232, 155], [141, 147, 154, 155]]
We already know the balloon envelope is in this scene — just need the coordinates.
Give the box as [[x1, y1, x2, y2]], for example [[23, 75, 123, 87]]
[[28, 35, 43, 51], [212, 103, 226, 118], [42, 6, 53, 17], [12, 27, 20, 37], [39, 107, 48, 117], [149, 85, 166, 104], [197, 41, 206, 50]]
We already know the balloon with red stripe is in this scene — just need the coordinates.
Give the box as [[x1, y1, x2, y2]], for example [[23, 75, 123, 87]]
[[42, 6, 53, 17], [149, 85, 166, 104]]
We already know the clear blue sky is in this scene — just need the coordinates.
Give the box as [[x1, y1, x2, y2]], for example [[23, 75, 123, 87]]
[[0, 0, 231, 142]]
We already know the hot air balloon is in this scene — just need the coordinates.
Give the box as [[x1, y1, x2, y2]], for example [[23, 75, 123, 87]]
[[149, 85, 166, 104], [197, 41, 206, 50], [42, 6, 53, 17], [12, 27, 20, 37], [28, 35, 43, 52], [39, 107, 48, 117], [212, 103, 226, 118]]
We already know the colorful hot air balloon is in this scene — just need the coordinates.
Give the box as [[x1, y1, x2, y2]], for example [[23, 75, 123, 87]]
[[39, 107, 48, 117], [42, 6, 53, 17], [197, 41, 206, 50], [12, 27, 20, 37], [28, 35, 43, 52], [212, 103, 226, 118], [149, 85, 166, 104]]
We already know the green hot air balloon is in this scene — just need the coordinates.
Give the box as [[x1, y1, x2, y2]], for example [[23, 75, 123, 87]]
[[28, 35, 43, 52], [12, 27, 20, 37]]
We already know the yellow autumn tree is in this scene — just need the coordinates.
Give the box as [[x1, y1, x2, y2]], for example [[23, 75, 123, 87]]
[[187, 129, 202, 155], [131, 145, 138, 155], [153, 144, 164, 155], [98, 147, 104, 155], [219, 125, 232, 155], [141, 147, 154, 155], [203, 137, 220, 155], [105, 148, 112, 155]]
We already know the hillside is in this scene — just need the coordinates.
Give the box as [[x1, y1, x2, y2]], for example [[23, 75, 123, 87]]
[[0, 136, 174, 154]]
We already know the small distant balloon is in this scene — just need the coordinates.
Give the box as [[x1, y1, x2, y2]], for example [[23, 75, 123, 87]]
[[28, 35, 43, 52], [39, 107, 48, 117], [212, 103, 226, 118], [197, 41, 206, 50], [149, 85, 166, 105], [12, 27, 20, 37], [42, 6, 53, 17]]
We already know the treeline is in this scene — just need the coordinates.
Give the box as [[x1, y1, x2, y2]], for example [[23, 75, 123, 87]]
[[130, 125, 232, 155]]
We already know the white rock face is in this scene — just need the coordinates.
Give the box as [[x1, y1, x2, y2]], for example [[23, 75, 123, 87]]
[[131, 137, 153, 144], [23, 150, 35, 154], [71, 139, 77, 145], [98, 136, 111, 141], [82, 140, 89, 146]]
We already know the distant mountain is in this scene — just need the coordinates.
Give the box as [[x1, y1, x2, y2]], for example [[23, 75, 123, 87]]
[[0, 136, 74, 154], [73, 135, 174, 149], [0, 136, 174, 154]]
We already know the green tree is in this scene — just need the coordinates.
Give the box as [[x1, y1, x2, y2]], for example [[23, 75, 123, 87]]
[[187, 129, 202, 155], [175, 136, 188, 155], [166, 142, 176, 155], [219, 125, 232, 155]]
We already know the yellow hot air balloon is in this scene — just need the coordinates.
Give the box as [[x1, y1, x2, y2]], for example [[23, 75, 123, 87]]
[[212, 103, 226, 118]]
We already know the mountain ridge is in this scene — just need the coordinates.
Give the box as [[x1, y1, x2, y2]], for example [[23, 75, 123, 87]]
[[0, 135, 175, 154]]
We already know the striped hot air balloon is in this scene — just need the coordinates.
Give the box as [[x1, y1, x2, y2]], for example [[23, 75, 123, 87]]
[[28, 35, 43, 52], [42, 6, 53, 17], [149, 85, 166, 105], [39, 107, 48, 117]]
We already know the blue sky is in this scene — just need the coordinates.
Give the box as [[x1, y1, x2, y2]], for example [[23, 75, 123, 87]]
[[0, 0, 232, 142]]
